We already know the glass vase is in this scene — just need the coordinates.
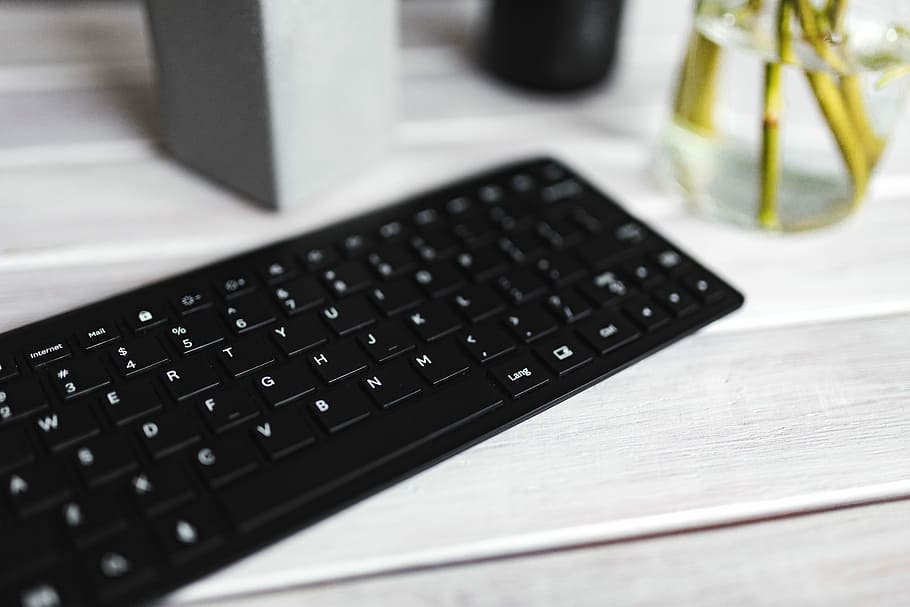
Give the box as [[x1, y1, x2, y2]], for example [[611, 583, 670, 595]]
[[655, 0, 910, 232]]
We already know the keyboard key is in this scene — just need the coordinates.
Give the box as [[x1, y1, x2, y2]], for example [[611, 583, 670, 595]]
[[578, 312, 640, 355], [5, 462, 72, 517], [73, 435, 137, 488], [0, 379, 48, 426], [100, 383, 162, 426], [406, 302, 462, 342], [0, 354, 19, 382], [167, 313, 226, 356], [546, 290, 592, 324], [498, 229, 546, 262], [193, 440, 258, 488], [653, 284, 699, 317], [340, 233, 374, 258], [537, 216, 584, 248], [9, 570, 81, 607], [252, 408, 316, 460], [540, 178, 583, 204], [681, 270, 726, 303], [451, 284, 505, 322], [137, 411, 201, 459], [269, 316, 329, 358], [310, 386, 372, 433], [126, 306, 168, 333], [653, 247, 689, 273], [623, 259, 664, 288], [579, 270, 632, 306], [535, 252, 585, 287], [455, 245, 508, 280], [322, 260, 373, 297], [574, 238, 627, 270], [412, 344, 470, 385], [259, 258, 295, 284], [87, 531, 157, 602], [378, 219, 408, 241], [368, 280, 423, 317], [224, 293, 276, 334], [459, 325, 515, 364], [155, 502, 223, 564], [503, 304, 558, 343], [199, 391, 260, 434], [60, 495, 128, 548], [299, 246, 337, 272], [358, 321, 415, 362], [128, 462, 194, 516], [0, 429, 33, 475], [496, 268, 547, 305], [217, 336, 276, 377], [273, 275, 325, 315], [453, 215, 496, 246], [414, 261, 465, 298], [624, 296, 671, 331], [535, 334, 593, 376], [308, 342, 368, 384], [221, 375, 503, 532], [217, 273, 255, 299], [111, 337, 169, 377], [367, 243, 417, 278], [320, 297, 376, 336], [161, 359, 220, 401], [171, 290, 213, 315], [47, 359, 110, 400], [75, 323, 120, 351], [411, 228, 458, 261], [255, 364, 317, 408], [24, 340, 71, 369], [362, 360, 422, 408], [35, 408, 100, 453], [615, 221, 649, 245], [490, 355, 550, 398]]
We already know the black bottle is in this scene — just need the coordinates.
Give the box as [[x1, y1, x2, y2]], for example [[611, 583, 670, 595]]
[[482, 0, 626, 92]]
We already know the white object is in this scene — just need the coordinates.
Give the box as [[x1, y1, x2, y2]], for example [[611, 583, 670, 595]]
[[145, 0, 398, 210]]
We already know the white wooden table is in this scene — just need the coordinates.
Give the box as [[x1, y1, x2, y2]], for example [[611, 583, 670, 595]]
[[2, 2, 910, 605]]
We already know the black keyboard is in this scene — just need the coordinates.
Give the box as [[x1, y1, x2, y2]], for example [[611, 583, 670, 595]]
[[0, 158, 742, 606]]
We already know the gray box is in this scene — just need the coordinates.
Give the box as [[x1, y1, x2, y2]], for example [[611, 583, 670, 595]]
[[145, 0, 398, 209]]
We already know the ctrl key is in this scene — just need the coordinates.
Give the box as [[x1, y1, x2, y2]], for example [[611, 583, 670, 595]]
[[490, 355, 549, 398]]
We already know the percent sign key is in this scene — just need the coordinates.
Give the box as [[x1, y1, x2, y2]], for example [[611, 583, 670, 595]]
[[170, 318, 224, 354]]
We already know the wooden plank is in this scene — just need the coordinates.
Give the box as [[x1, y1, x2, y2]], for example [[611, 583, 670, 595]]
[[170, 500, 910, 606], [2, 140, 910, 334], [161, 311, 910, 602]]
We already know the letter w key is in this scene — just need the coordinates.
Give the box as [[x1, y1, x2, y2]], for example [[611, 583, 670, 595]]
[[35, 409, 100, 452]]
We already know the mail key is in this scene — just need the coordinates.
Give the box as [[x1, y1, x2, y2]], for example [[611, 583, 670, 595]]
[[490, 355, 549, 399]]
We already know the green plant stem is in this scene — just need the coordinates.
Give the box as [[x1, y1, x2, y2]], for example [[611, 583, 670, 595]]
[[757, 0, 794, 229], [794, 0, 872, 208], [805, 71, 869, 205], [759, 62, 783, 228], [673, 31, 722, 133]]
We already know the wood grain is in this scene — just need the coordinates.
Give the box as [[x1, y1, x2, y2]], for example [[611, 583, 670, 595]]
[[166, 311, 910, 602], [2, 2, 910, 605], [174, 500, 910, 607]]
